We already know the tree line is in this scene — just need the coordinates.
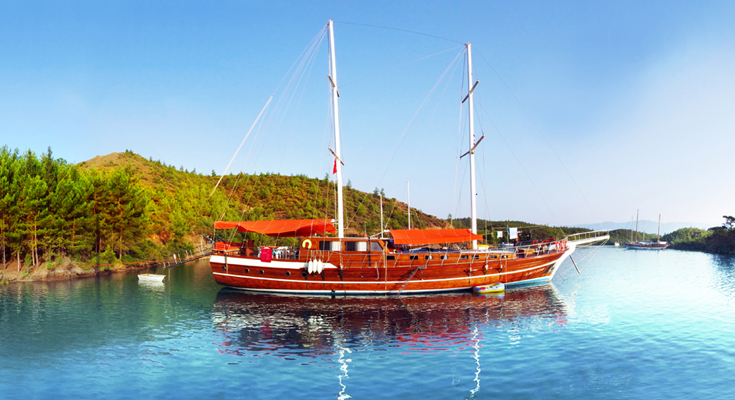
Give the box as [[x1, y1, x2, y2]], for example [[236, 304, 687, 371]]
[[0, 147, 248, 271], [662, 216, 735, 254], [0, 147, 152, 269]]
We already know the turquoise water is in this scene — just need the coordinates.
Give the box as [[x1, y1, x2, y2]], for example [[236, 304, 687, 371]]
[[1, 247, 735, 399]]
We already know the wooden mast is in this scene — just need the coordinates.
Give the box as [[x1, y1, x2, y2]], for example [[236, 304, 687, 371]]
[[328, 20, 344, 239]]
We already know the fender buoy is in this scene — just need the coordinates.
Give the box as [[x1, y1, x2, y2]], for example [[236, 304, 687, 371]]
[[473, 282, 505, 294], [302, 239, 312, 249]]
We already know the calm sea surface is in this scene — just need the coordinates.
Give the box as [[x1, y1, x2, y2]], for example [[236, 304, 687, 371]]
[[1, 247, 735, 399]]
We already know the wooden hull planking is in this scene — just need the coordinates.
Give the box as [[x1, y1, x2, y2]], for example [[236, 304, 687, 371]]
[[209, 249, 568, 294]]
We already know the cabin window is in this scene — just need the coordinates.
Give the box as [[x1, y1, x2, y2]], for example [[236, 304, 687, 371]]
[[318, 241, 342, 251], [424, 255, 433, 260], [371, 242, 383, 252], [387, 256, 395, 260], [440, 255, 448, 260], [460, 255, 468, 260], [345, 241, 368, 252], [409, 255, 418, 260], [473, 255, 480, 260]]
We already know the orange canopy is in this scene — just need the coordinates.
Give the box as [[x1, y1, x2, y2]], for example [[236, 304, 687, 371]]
[[390, 229, 483, 245], [214, 219, 336, 237]]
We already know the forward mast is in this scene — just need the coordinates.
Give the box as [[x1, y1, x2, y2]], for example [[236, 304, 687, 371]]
[[328, 20, 345, 240]]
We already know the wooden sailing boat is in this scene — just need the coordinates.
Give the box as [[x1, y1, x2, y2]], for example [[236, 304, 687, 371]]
[[209, 21, 609, 294], [625, 211, 668, 250]]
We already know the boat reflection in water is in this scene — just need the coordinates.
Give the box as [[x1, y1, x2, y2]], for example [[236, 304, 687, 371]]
[[211, 284, 568, 359]]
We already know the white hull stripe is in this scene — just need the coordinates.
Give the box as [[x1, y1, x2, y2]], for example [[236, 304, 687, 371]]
[[211, 255, 338, 270], [220, 276, 552, 295]]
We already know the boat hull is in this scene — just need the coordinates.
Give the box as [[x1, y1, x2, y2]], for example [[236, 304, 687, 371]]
[[624, 243, 668, 250], [209, 249, 570, 295], [138, 274, 166, 282]]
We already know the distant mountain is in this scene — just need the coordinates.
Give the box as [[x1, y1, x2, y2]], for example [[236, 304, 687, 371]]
[[577, 221, 715, 235]]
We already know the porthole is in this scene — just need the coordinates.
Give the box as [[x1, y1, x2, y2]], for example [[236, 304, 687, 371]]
[[301, 270, 307, 278], [245, 268, 250, 273], [259, 270, 264, 275], [286, 271, 291, 276]]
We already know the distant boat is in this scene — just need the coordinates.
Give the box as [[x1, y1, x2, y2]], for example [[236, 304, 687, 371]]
[[138, 273, 166, 282], [625, 241, 668, 250], [614, 241, 620, 247], [625, 211, 668, 250]]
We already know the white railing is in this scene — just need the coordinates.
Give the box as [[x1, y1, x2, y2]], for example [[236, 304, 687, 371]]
[[565, 230, 610, 245]]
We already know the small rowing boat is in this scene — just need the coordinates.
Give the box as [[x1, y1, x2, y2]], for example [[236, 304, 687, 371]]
[[472, 282, 505, 294], [138, 274, 166, 282]]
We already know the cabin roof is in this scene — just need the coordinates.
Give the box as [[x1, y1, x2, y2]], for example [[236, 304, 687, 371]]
[[215, 219, 336, 237]]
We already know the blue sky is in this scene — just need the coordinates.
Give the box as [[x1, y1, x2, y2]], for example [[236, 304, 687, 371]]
[[2, 1, 734, 228]]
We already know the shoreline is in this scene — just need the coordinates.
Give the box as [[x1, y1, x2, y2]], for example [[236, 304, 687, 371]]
[[0, 261, 164, 284]]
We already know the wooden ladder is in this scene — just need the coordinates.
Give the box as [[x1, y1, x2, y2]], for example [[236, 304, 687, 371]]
[[398, 264, 427, 295]]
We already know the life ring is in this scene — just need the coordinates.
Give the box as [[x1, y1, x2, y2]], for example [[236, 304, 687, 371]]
[[301, 239, 312, 249]]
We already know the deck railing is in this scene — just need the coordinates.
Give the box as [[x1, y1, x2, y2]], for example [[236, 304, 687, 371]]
[[212, 239, 571, 267], [565, 230, 610, 245]]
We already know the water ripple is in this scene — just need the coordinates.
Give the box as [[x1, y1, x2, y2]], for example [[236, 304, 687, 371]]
[[2, 254, 735, 399]]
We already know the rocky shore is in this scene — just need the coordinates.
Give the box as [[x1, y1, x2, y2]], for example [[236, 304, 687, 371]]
[[0, 261, 159, 284]]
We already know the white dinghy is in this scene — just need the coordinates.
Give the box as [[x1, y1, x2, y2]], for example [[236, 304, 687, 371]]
[[138, 273, 166, 282]]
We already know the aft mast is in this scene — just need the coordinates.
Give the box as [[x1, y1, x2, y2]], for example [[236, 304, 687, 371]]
[[328, 20, 345, 239], [466, 43, 478, 250]]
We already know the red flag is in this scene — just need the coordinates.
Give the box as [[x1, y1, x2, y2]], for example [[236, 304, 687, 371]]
[[333, 159, 337, 174]]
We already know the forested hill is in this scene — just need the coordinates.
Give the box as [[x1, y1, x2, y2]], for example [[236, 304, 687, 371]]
[[78, 150, 448, 233], [450, 217, 592, 243], [0, 147, 447, 270]]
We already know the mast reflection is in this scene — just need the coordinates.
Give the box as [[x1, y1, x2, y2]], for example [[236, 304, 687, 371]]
[[212, 285, 568, 359]]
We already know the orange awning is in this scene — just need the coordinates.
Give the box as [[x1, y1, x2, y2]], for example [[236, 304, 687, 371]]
[[390, 229, 483, 245], [214, 219, 336, 237]]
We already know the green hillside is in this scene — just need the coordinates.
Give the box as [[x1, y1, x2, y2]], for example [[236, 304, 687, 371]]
[[661, 218, 735, 254]]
